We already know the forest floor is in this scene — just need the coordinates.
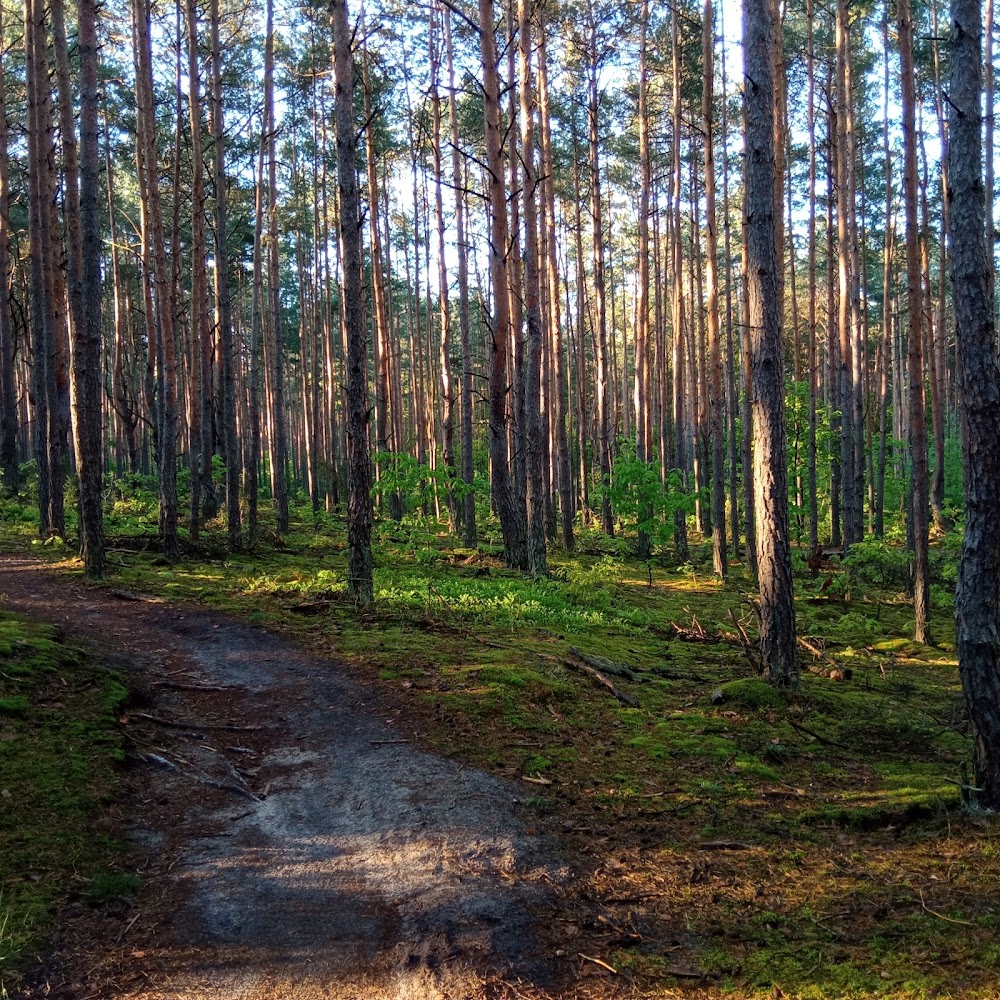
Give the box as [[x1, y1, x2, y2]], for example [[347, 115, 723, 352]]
[[2, 509, 1000, 998], [0, 554, 566, 1000]]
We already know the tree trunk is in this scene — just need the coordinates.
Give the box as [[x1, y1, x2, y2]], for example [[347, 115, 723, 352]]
[[671, 0, 689, 561], [835, 0, 859, 548], [209, 0, 241, 551], [27, 0, 67, 539], [74, 0, 105, 577], [518, 0, 547, 576], [442, 8, 476, 546], [186, 0, 213, 537], [588, 6, 613, 537], [247, 46, 268, 549], [827, 81, 842, 549], [429, 5, 456, 531], [264, 0, 288, 534], [634, 0, 652, 561], [133, 0, 180, 560], [744, 0, 797, 685], [539, 16, 572, 552], [875, 4, 893, 539], [332, 0, 373, 603], [930, 7, 950, 528], [900, 0, 931, 643], [806, 0, 819, 550], [480, 0, 528, 570], [720, 5, 740, 557], [0, 2, 18, 495], [704, 0, 726, 579], [949, 0, 1000, 810], [987, 0, 996, 307]]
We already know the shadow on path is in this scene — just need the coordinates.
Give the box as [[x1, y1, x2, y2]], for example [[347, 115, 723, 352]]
[[0, 556, 568, 1000]]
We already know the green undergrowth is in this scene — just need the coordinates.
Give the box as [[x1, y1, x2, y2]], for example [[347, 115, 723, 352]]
[[0, 612, 129, 991], [4, 491, 996, 997]]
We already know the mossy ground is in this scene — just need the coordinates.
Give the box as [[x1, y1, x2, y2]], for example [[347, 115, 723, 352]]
[[0, 610, 130, 992], [2, 492, 996, 998]]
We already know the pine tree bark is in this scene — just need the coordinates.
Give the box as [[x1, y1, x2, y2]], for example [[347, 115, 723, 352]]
[[949, 0, 1000, 810], [835, 0, 859, 548], [518, 0, 547, 576], [186, 0, 213, 537], [133, 0, 180, 560], [429, 5, 456, 531], [0, 2, 18, 495], [247, 73, 268, 549], [806, 0, 819, 550], [719, 7, 740, 557], [704, 0, 726, 580], [827, 80, 842, 548], [75, 0, 105, 577], [587, 5, 613, 537], [27, 0, 68, 538], [930, 6, 951, 528], [744, 0, 797, 685], [480, 0, 528, 570], [539, 15, 572, 551], [264, 0, 289, 534], [332, 0, 373, 603], [209, 0, 241, 551], [442, 7, 477, 546], [361, 10, 393, 503], [635, 0, 652, 561], [671, 0, 689, 560], [47, 0, 82, 548], [900, 0, 931, 643], [987, 0, 996, 295], [875, 4, 893, 539], [25, 0, 51, 529]]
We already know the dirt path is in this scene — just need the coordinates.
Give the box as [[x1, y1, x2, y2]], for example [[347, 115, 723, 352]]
[[1, 556, 567, 1000]]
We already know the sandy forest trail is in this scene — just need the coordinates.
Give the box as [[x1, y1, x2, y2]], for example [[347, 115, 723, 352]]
[[1, 556, 569, 1000]]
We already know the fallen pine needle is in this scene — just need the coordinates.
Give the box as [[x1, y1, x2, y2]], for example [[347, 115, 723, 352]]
[[578, 953, 617, 974]]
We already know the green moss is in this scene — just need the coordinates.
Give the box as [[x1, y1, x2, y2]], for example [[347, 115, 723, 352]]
[[521, 754, 553, 773], [721, 678, 787, 710], [87, 871, 141, 902], [734, 756, 783, 782], [13, 499, 985, 999], [0, 613, 126, 991]]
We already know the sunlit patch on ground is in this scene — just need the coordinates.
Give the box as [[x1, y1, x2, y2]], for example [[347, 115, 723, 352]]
[[1, 497, 995, 997]]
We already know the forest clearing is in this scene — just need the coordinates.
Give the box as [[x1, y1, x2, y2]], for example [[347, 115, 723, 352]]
[[2, 0, 1000, 995]]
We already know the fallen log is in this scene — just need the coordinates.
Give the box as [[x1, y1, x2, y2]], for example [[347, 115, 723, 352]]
[[804, 664, 853, 681], [797, 636, 852, 680], [132, 712, 263, 732], [567, 646, 641, 682], [563, 659, 640, 708], [647, 666, 711, 683]]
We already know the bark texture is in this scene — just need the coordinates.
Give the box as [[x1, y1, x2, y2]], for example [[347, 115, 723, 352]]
[[480, 0, 528, 571], [743, 0, 797, 685], [333, 0, 374, 604], [949, 0, 1000, 810], [75, 0, 105, 577], [900, 0, 931, 643]]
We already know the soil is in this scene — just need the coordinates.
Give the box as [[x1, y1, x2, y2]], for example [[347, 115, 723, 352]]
[[0, 556, 571, 1000]]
